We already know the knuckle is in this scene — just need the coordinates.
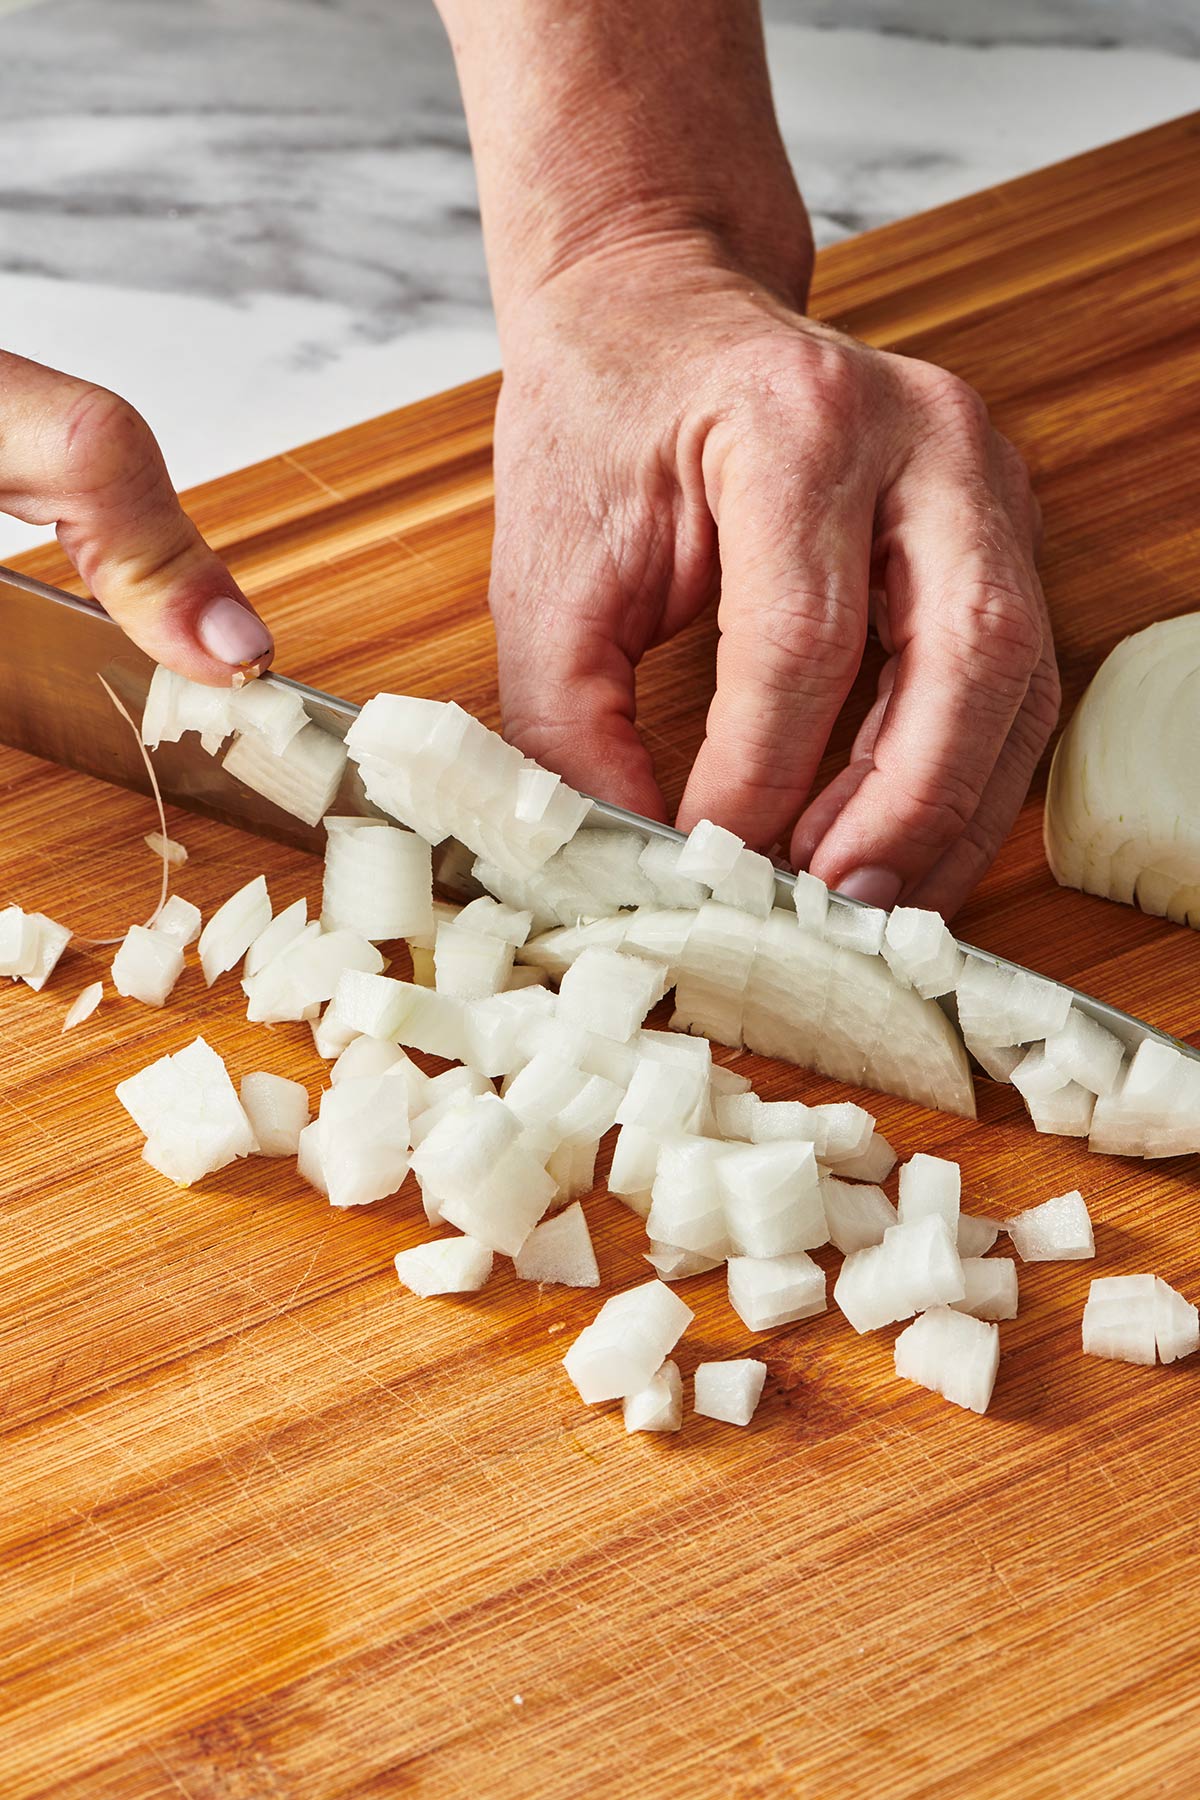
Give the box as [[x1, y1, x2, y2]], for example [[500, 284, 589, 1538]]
[[885, 764, 981, 853], [57, 384, 160, 503], [732, 584, 863, 694], [949, 578, 1045, 690]]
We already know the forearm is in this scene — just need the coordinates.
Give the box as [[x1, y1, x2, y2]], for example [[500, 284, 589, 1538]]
[[434, 0, 812, 331]]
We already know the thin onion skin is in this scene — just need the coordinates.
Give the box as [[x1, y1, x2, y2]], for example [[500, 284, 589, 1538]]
[[1044, 615, 1200, 929]]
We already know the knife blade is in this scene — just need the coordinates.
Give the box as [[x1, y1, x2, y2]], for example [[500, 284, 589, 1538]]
[[2, 560, 1195, 1069]]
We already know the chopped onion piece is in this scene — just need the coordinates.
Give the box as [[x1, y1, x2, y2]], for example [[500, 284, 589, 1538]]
[[144, 831, 187, 868], [558, 946, 668, 1043], [693, 1358, 766, 1426], [1082, 1274, 1158, 1365], [1153, 1277, 1200, 1364], [434, 923, 515, 1000], [151, 894, 203, 948], [1007, 1189, 1094, 1262], [827, 1130, 897, 1184], [116, 1036, 254, 1186], [882, 907, 963, 999], [395, 1236, 493, 1297], [562, 1279, 693, 1403], [111, 924, 185, 1007], [513, 1201, 600, 1287], [820, 1177, 897, 1255], [824, 899, 887, 957], [240, 1071, 309, 1156], [222, 722, 348, 827], [62, 981, 103, 1031], [330, 1036, 412, 1088], [0, 905, 40, 977], [951, 1257, 1019, 1320], [718, 1141, 826, 1257], [455, 896, 533, 946], [727, 1253, 825, 1331], [712, 846, 776, 918], [897, 1153, 961, 1228], [643, 1242, 720, 1280], [413, 1095, 554, 1253], [790, 869, 829, 935], [835, 1215, 965, 1333], [894, 1308, 999, 1414], [19, 914, 72, 991], [199, 876, 272, 986], [1043, 1006, 1125, 1097], [623, 1360, 683, 1433], [638, 838, 707, 910], [321, 818, 433, 942], [646, 1138, 730, 1261], [297, 1063, 411, 1207], [244, 927, 384, 1024], [965, 1037, 1024, 1083], [676, 820, 744, 886], [140, 664, 235, 754], [228, 678, 309, 754], [243, 896, 307, 976], [957, 1214, 1001, 1258]]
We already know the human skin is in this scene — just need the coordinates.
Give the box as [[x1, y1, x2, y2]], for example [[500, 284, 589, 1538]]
[[0, 349, 272, 682], [435, 0, 1059, 914], [0, 1, 1058, 916]]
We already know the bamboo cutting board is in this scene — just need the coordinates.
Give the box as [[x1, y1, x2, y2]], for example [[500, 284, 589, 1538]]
[[3, 114, 1200, 1800]]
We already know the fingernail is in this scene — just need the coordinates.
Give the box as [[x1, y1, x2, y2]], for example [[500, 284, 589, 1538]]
[[197, 596, 273, 669], [836, 865, 903, 909]]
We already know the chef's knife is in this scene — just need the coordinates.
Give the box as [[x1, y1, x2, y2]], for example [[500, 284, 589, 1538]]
[[1, 561, 1195, 1066]]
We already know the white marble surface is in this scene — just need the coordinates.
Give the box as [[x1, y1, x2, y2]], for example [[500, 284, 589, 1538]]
[[1, 0, 1198, 557]]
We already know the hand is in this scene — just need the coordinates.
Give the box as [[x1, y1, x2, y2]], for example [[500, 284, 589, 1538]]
[[0, 351, 272, 683], [488, 250, 1059, 916]]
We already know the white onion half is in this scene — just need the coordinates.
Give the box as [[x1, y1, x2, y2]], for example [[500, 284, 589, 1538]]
[[1045, 614, 1200, 926]]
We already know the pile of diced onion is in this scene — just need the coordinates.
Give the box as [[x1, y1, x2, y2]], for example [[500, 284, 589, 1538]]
[[2, 669, 1197, 1433]]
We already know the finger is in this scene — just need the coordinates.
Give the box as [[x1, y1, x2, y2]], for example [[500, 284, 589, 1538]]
[[0, 352, 272, 683], [901, 646, 1061, 917], [489, 529, 671, 822], [676, 445, 873, 850], [806, 456, 1047, 905], [789, 654, 897, 871]]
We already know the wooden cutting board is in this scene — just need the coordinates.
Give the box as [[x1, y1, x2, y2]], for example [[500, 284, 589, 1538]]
[[3, 114, 1200, 1800]]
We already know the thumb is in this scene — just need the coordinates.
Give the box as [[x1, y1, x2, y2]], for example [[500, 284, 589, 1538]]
[[1, 352, 272, 684]]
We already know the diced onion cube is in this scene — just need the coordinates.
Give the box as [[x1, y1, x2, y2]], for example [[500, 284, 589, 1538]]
[[434, 923, 515, 1000], [321, 818, 434, 942], [790, 869, 830, 935], [151, 894, 203, 948], [111, 924, 185, 1007], [897, 1153, 961, 1227], [19, 914, 71, 991], [240, 1071, 309, 1156], [623, 1360, 683, 1433], [395, 1236, 494, 1296], [513, 1202, 600, 1287], [727, 1253, 826, 1331], [557, 946, 668, 1042], [820, 1177, 897, 1254], [1042, 1006, 1126, 1097], [1007, 1190, 1094, 1262], [562, 1280, 693, 1403], [894, 1307, 999, 1414], [693, 1358, 767, 1426], [950, 1257, 1018, 1320], [222, 722, 348, 827], [0, 906, 40, 977], [676, 820, 744, 886]]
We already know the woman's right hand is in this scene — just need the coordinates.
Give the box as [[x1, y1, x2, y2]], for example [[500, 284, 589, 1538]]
[[0, 350, 273, 684]]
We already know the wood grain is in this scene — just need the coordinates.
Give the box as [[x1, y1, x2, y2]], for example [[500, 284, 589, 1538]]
[[4, 114, 1200, 1799]]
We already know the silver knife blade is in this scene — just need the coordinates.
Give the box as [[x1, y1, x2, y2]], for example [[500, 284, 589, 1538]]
[[2, 561, 1195, 1069]]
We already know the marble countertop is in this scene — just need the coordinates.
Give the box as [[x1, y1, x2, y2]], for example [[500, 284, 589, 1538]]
[[1, 0, 1198, 557]]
